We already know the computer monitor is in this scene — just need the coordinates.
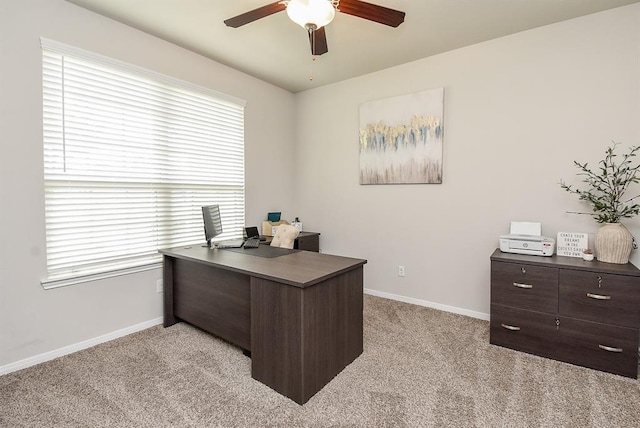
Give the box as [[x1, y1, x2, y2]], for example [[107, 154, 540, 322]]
[[202, 205, 223, 247]]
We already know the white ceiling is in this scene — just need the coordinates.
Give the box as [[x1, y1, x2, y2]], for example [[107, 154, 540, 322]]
[[65, 0, 639, 93]]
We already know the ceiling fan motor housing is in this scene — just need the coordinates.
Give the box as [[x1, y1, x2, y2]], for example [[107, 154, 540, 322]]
[[286, 0, 336, 29]]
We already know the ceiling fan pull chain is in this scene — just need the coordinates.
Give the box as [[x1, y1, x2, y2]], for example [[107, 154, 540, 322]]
[[309, 25, 316, 81]]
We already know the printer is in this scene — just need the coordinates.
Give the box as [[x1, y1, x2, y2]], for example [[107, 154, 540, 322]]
[[499, 221, 555, 257]]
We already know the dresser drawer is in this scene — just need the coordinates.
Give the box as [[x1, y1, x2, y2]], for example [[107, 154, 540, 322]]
[[557, 316, 639, 378], [559, 270, 640, 328], [491, 261, 558, 313], [490, 304, 560, 360]]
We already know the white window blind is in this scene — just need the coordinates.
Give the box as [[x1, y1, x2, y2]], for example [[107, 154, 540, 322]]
[[41, 38, 246, 289]]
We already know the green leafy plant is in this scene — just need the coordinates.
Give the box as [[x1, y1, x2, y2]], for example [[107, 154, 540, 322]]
[[560, 143, 640, 223]]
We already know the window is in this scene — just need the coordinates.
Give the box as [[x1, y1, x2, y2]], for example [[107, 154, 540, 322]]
[[41, 38, 246, 289]]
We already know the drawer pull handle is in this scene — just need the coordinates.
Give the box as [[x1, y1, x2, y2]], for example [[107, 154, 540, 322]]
[[513, 282, 533, 289], [586, 292, 611, 300], [501, 323, 521, 331], [599, 344, 623, 353]]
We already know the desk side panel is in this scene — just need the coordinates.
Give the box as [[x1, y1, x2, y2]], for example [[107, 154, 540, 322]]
[[251, 278, 303, 402], [163, 256, 176, 327], [302, 267, 364, 402], [250, 266, 364, 404], [173, 258, 251, 351]]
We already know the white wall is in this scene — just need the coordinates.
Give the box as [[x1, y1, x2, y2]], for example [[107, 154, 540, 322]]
[[0, 0, 296, 368], [294, 4, 640, 317]]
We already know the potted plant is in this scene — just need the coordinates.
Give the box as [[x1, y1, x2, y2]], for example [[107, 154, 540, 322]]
[[560, 142, 640, 264]]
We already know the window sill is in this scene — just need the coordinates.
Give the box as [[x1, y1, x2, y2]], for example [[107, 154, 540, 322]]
[[41, 262, 162, 290]]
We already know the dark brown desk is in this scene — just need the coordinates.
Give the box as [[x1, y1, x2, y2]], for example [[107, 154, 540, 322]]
[[161, 245, 366, 404]]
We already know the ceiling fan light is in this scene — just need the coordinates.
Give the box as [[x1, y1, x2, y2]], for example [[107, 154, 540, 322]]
[[286, 0, 335, 29]]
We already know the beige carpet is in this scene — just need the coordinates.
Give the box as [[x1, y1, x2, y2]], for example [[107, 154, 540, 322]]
[[1, 295, 639, 427]]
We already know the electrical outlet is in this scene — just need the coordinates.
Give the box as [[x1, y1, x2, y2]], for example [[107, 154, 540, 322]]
[[398, 265, 405, 277], [156, 279, 163, 293]]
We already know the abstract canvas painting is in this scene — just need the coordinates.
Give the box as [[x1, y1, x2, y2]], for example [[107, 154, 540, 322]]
[[359, 88, 444, 184]]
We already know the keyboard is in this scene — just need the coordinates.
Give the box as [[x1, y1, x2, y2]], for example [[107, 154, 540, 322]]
[[243, 237, 260, 248]]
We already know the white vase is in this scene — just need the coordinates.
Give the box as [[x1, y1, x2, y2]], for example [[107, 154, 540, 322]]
[[595, 223, 633, 264]]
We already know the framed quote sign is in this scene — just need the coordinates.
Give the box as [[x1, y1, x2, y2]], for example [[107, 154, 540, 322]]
[[556, 232, 589, 257]]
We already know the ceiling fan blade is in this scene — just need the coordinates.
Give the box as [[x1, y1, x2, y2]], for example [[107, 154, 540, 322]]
[[224, 2, 287, 28], [309, 26, 328, 56], [338, 0, 405, 27]]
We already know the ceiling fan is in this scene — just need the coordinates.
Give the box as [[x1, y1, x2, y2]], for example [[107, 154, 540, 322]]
[[224, 0, 405, 56]]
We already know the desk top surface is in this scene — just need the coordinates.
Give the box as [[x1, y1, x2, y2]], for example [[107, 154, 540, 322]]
[[160, 245, 366, 288]]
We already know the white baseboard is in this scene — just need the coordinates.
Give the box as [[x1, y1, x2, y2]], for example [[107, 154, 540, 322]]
[[364, 288, 490, 321], [2, 293, 487, 376], [0, 317, 163, 376]]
